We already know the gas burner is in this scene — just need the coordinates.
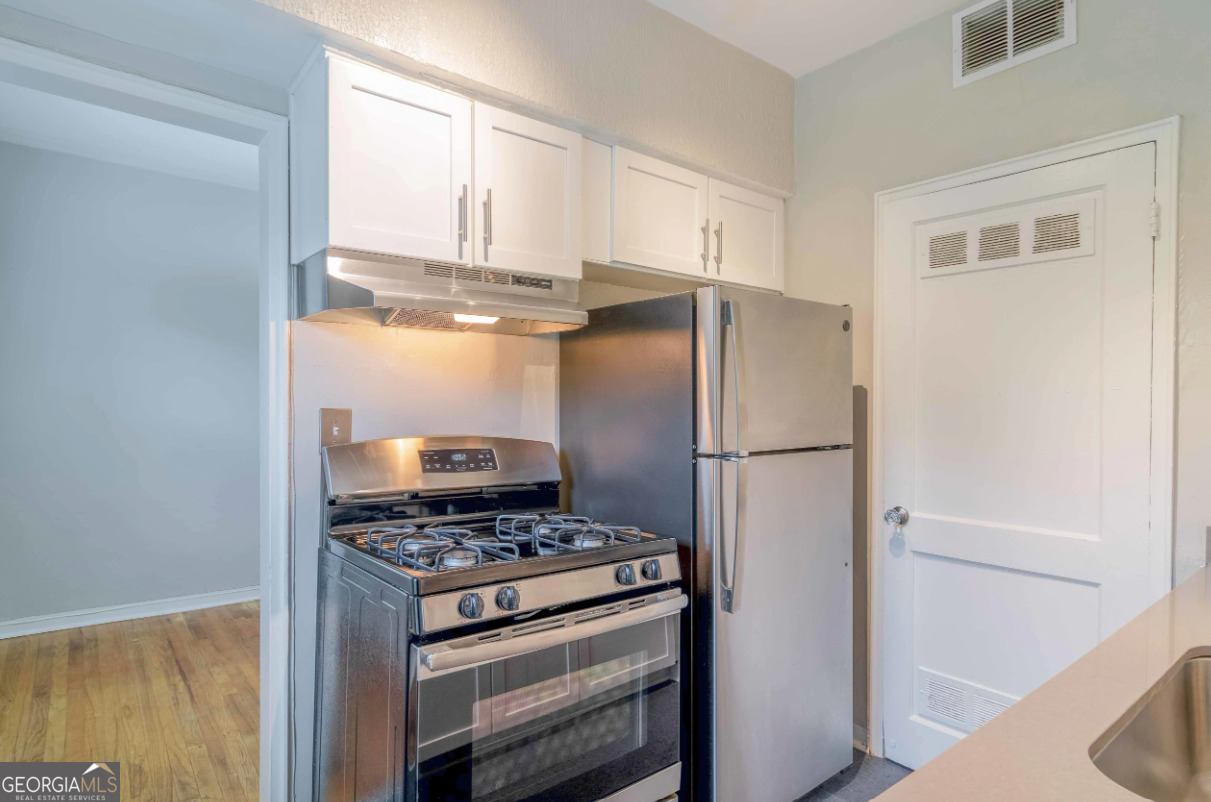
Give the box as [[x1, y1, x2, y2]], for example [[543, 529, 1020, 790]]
[[438, 547, 481, 569], [573, 530, 608, 549], [360, 526, 519, 573]]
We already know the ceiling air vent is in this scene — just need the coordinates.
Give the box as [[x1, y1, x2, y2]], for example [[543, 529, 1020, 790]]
[[953, 0, 1074, 87]]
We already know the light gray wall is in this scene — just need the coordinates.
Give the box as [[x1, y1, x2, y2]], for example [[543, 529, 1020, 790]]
[[786, 0, 1211, 735], [0, 142, 260, 622], [257, 0, 795, 193], [290, 321, 559, 800]]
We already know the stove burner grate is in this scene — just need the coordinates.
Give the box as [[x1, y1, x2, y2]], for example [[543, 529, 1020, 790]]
[[496, 514, 643, 555], [362, 525, 520, 572]]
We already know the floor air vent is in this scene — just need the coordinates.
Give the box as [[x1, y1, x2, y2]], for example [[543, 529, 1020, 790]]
[[954, 0, 1074, 87]]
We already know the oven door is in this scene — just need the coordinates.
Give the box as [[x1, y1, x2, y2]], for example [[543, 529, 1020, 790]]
[[410, 589, 685, 802]]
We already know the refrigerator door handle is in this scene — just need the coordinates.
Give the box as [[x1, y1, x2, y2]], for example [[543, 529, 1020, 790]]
[[719, 453, 747, 614], [721, 300, 748, 458]]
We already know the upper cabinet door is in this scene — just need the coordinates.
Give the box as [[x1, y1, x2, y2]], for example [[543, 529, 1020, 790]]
[[328, 56, 472, 263], [708, 178, 785, 292], [612, 148, 709, 277], [473, 104, 582, 278]]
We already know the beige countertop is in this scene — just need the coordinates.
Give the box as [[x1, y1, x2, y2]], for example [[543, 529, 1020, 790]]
[[875, 566, 1211, 800]]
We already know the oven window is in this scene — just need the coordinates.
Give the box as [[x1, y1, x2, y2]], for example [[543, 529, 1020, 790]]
[[413, 614, 680, 801]]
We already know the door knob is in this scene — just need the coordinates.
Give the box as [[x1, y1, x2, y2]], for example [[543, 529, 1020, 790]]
[[884, 506, 909, 526]]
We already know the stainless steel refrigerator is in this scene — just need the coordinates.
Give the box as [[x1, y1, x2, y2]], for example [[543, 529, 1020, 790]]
[[560, 286, 853, 802]]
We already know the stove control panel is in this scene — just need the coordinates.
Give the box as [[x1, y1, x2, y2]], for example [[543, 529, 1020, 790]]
[[417, 552, 682, 634], [420, 448, 498, 473], [458, 593, 485, 619], [615, 564, 637, 586], [495, 586, 520, 611]]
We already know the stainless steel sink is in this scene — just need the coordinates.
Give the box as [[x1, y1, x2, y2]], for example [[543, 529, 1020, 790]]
[[1092, 652, 1211, 801]]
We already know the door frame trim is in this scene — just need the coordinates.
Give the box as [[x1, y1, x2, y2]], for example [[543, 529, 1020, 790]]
[[0, 35, 293, 799], [870, 117, 1179, 759]]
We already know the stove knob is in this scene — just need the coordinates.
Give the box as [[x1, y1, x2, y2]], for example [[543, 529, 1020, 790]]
[[495, 586, 520, 612], [615, 564, 637, 586], [641, 559, 663, 581], [458, 593, 485, 620]]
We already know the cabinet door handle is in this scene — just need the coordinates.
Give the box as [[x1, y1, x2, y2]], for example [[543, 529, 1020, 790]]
[[458, 184, 468, 258], [714, 221, 723, 271], [701, 218, 711, 272], [482, 188, 493, 261]]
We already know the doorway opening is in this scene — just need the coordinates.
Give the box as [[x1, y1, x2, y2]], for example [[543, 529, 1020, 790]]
[[0, 37, 289, 800]]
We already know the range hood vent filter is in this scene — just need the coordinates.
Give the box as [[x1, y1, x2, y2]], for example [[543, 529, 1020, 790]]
[[385, 308, 460, 330], [293, 248, 587, 336]]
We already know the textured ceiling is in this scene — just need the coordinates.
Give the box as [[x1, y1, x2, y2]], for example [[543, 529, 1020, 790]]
[[646, 0, 962, 76]]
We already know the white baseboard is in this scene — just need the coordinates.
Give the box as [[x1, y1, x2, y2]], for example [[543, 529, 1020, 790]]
[[0, 585, 260, 640], [853, 724, 869, 752]]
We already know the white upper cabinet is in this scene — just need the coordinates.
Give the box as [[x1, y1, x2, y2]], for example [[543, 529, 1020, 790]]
[[473, 104, 582, 279], [292, 52, 582, 279], [612, 147, 710, 278], [581, 139, 613, 264], [708, 178, 785, 291], [293, 53, 473, 264], [602, 146, 785, 291]]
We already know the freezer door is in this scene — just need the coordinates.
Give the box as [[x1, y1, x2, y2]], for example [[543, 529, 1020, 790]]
[[696, 286, 853, 454], [707, 448, 853, 802]]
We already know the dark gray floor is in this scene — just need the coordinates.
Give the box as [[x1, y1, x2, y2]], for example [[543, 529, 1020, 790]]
[[796, 749, 912, 802]]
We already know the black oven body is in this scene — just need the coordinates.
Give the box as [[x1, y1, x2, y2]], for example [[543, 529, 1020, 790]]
[[314, 550, 682, 802]]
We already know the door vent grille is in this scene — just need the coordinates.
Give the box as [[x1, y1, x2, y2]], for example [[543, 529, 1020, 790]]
[[979, 223, 1021, 261], [917, 667, 1019, 733], [954, 0, 1074, 87], [929, 231, 968, 269], [1033, 212, 1081, 253], [917, 195, 1095, 278], [923, 677, 967, 725], [972, 695, 1011, 727]]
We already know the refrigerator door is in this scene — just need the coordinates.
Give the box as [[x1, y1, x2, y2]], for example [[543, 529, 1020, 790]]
[[703, 448, 853, 802], [696, 286, 853, 455]]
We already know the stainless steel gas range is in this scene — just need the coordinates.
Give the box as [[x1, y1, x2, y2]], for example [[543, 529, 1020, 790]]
[[313, 435, 685, 802]]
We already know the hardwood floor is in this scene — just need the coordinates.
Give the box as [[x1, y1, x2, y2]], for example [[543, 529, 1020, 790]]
[[0, 602, 260, 801]]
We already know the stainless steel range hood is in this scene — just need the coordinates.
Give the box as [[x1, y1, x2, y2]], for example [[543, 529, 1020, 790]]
[[293, 248, 587, 335]]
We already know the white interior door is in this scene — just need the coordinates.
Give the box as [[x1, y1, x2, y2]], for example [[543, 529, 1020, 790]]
[[879, 143, 1163, 769], [473, 104, 581, 278], [708, 178, 784, 291], [328, 56, 472, 263], [612, 147, 709, 277]]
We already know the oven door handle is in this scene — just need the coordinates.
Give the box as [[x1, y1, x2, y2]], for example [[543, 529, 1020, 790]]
[[418, 593, 687, 675]]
